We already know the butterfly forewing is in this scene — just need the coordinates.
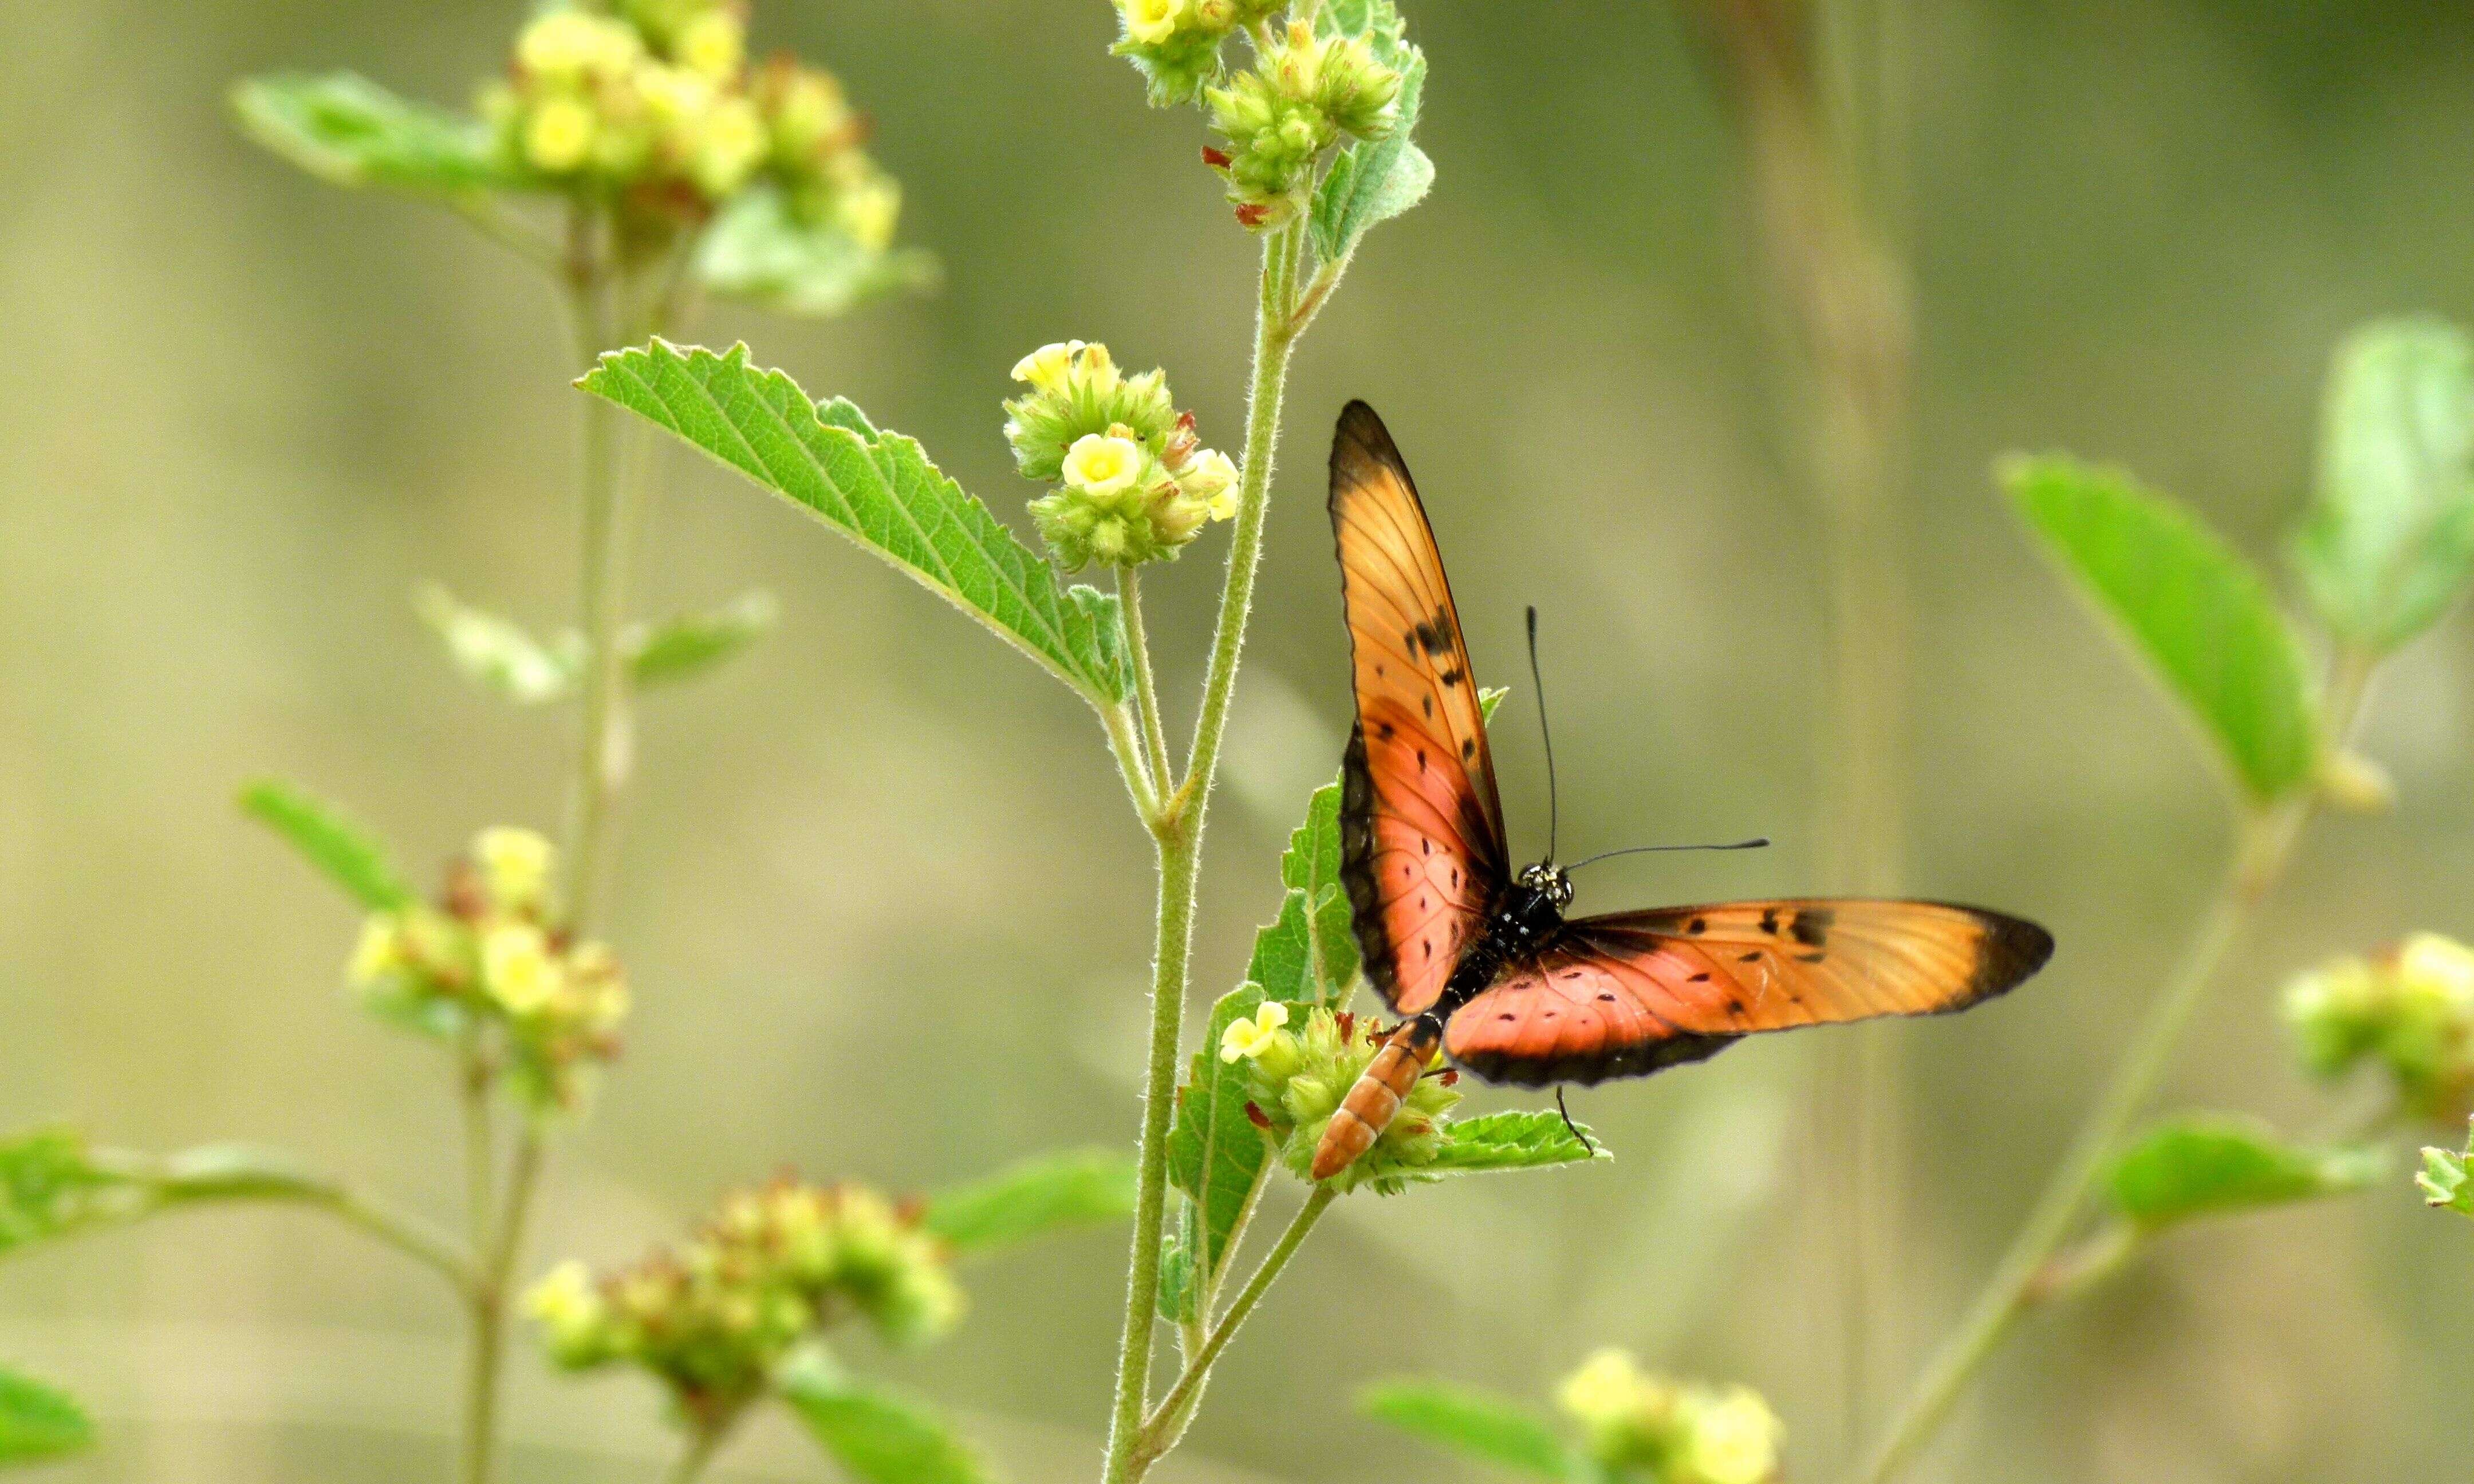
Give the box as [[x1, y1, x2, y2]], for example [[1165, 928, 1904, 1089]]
[[1330, 401, 1511, 1016], [1444, 900, 2053, 1087]]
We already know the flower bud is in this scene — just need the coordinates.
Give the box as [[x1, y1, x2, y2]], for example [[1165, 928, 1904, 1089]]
[[676, 10, 746, 82], [473, 827, 556, 918], [481, 923, 564, 1018], [1177, 447, 1240, 520], [527, 1260, 617, 1368], [523, 95, 600, 175], [1254, 1007, 1459, 1193], [2285, 934, 2474, 1126], [1554, 1349, 1783, 1483]]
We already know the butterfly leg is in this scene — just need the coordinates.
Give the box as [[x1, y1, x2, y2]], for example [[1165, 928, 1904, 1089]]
[[1554, 1086, 1593, 1157]]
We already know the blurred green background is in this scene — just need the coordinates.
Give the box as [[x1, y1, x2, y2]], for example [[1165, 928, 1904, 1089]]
[[6, 1, 2474, 1480]]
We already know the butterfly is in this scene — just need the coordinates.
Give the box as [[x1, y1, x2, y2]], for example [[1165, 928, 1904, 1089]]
[[1310, 401, 2055, 1181]]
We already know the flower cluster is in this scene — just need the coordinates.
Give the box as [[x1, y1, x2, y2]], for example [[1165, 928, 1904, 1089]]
[[2284, 933, 2474, 1126], [482, 1, 900, 247], [527, 1177, 963, 1427], [1004, 341, 1238, 570], [1218, 1002, 1459, 1193], [1555, 1348, 1784, 1484], [1204, 20, 1401, 227], [348, 827, 628, 1113], [1109, 0, 1285, 108]]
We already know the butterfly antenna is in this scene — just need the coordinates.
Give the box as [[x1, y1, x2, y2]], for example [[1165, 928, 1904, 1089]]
[[1564, 838, 1771, 872], [1555, 1087, 1592, 1157], [1527, 605, 1559, 862]]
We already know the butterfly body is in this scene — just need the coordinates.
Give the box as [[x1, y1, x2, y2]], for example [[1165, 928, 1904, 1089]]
[[1310, 401, 2054, 1180]]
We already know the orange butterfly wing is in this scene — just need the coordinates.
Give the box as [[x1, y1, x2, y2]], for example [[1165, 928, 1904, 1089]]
[[1330, 401, 1511, 1017], [1444, 900, 2054, 1086]]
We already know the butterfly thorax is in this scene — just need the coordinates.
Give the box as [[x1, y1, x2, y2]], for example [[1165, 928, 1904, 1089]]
[[1432, 865, 1571, 1017]]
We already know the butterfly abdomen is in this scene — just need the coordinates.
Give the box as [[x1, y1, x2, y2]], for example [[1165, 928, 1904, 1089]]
[[1311, 1015, 1443, 1181]]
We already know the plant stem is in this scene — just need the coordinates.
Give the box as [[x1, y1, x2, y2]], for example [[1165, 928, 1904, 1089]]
[[1098, 223, 1302, 1484], [665, 1422, 726, 1484], [1856, 649, 2380, 1484], [1131, 1186, 1336, 1477], [1121, 568, 1175, 787], [563, 208, 631, 934], [1104, 702, 1165, 822], [308, 1183, 474, 1295]]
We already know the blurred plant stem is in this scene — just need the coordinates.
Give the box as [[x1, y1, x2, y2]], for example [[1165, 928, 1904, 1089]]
[[1858, 646, 2384, 1484], [1687, 0, 1916, 1458], [1100, 220, 1305, 1484]]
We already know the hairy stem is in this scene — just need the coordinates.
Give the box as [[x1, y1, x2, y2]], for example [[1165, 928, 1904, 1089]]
[[1857, 649, 2380, 1484], [1098, 223, 1302, 1484], [1122, 568, 1175, 786], [563, 211, 631, 934], [1131, 1186, 1336, 1478]]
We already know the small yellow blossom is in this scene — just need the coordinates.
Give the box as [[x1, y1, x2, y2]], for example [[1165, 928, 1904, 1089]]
[[1180, 448, 1240, 520], [2400, 933, 2474, 1007], [692, 94, 769, 196], [1061, 433, 1145, 498], [1684, 1387, 1783, 1484], [636, 62, 718, 129], [1121, 0, 1187, 45], [1557, 1347, 1654, 1428], [474, 827, 554, 914], [349, 914, 403, 987], [835, 173, 902, 252], [677, 10, 746, 82], [524, 96, 598, 173], [1219, 1000, 1291, 1063], [1011, 341, 1085, 391], [483, 923, 562, 1017], [517, 10, 641, 84]]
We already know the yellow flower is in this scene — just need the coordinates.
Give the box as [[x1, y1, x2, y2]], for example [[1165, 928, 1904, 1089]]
[[677, 10, 746, 82], [349, 914, 403, 987], [834, 173, 902, 252], [525, 1260, 609, 1361], [1061, 433, 1145, 498], [523, 96, 598, 174], [691, 94, 768, 197], [2398, 933, 2474, 1008], [474, 827, 554, 915], [1219, 1000, 1291, 1063], [517, 10, 641, 84], [482, 923, 562, 1017], [636, 62, 718, 130], [1179, 448, 1239, 520], [1120, 0, 1186, 45], [1011, 341, 1085, 391], [1682, 1387, 1783, 1484], [1557, 1347, 1653, 1428]]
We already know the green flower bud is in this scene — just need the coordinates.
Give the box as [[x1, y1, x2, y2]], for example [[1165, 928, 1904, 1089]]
[[1250, 1008, 1460, 1194], [1553, 1349, 1784, 1484], [2285, 934, 2474, 1126], [1003, 342, 1180, 480], [526, 1260, 618, 1368], [1110, 0, 1235, 108], [1312, 33, 1403, 140]]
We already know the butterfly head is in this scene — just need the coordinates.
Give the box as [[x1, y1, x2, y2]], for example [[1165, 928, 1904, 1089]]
[[1516, 862, 1574, 911]]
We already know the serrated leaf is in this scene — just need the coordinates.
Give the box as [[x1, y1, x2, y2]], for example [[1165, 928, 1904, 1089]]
[[629, 590, 778, 690], [1422, 1110, 1609, 1178], [1309, 28, 1431, 270], [2295, 317, 2474, 652], [1357, 1380, 1577, 1482], [0, 1366, 92, 1464], [2107, 1116, 2381, 1232], [2418, 1136, 2474, 1217], [2005, 454, 2318, 802], [779, 1349, 996, 1484], [417, 585, 577, 705], [1164, 984, 1292, 1313], [922, 1148, 1135, 1255], [698, 187, 939, 319], [231, 73, 512, 195], [580, 342, 1134, 707], [238, 779, 414, 911]]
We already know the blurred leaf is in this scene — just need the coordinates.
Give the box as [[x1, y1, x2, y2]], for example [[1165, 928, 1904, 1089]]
[[0, 1131, 132, 1257], [2418, 1123, 2474, 1217], [779, 1349, 995, 1484], [1309, 9, 1432, 272], [1357, 1379, 1577, 1481], [149, 1144, 338, 1206], [628, 590, 778, 691], [231, 73, 511, 195], [2004, 454, 2318, 802], [922, 1148, 1135, 1255], [698, 188, 939, 318], [238, 779, 415, 911], [417, 585, 577, 705], [1164, 984, 1294, 1317], [580, 343, 1133, 707], [2107, 1116, 2381, 1232], [0, 1366, 92, 1465], [2295, 317, 2474, 652], [1423, 1111, 1609, 1178]]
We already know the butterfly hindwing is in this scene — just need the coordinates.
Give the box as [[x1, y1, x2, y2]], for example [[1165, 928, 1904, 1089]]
[[1330, 401, 1511, 1016], [1444, 900, 2054, 1087]]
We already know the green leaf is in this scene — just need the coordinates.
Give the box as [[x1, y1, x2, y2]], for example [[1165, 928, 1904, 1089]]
[[2107, 1116, 2382, 1232], [1310, 3, 1432, 270], [2004, 454, 2318, 802], [1163, 984, 1293, 1316], [779, 1349, 996, 1484], [238, 779, 415, 911], [0, 1131, 132, 1257], [922, 1148, 1136, 1255], [1423, 1110, 1609, 1178], [629, 590, 778, 691], [231, 73, 511, 195], [698, 187, 939, 318], [1357, 1379, 1577, 1482], [0, 1365, 92, 1465], [2295, 317, 2474, 652], [580, 342, 1134, 707], [416, 585, 577, 705], [2418, 1135, 2474, 1218]]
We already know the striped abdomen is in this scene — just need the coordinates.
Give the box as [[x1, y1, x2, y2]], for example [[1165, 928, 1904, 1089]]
[[1311, 1016, 1443, 1180]]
